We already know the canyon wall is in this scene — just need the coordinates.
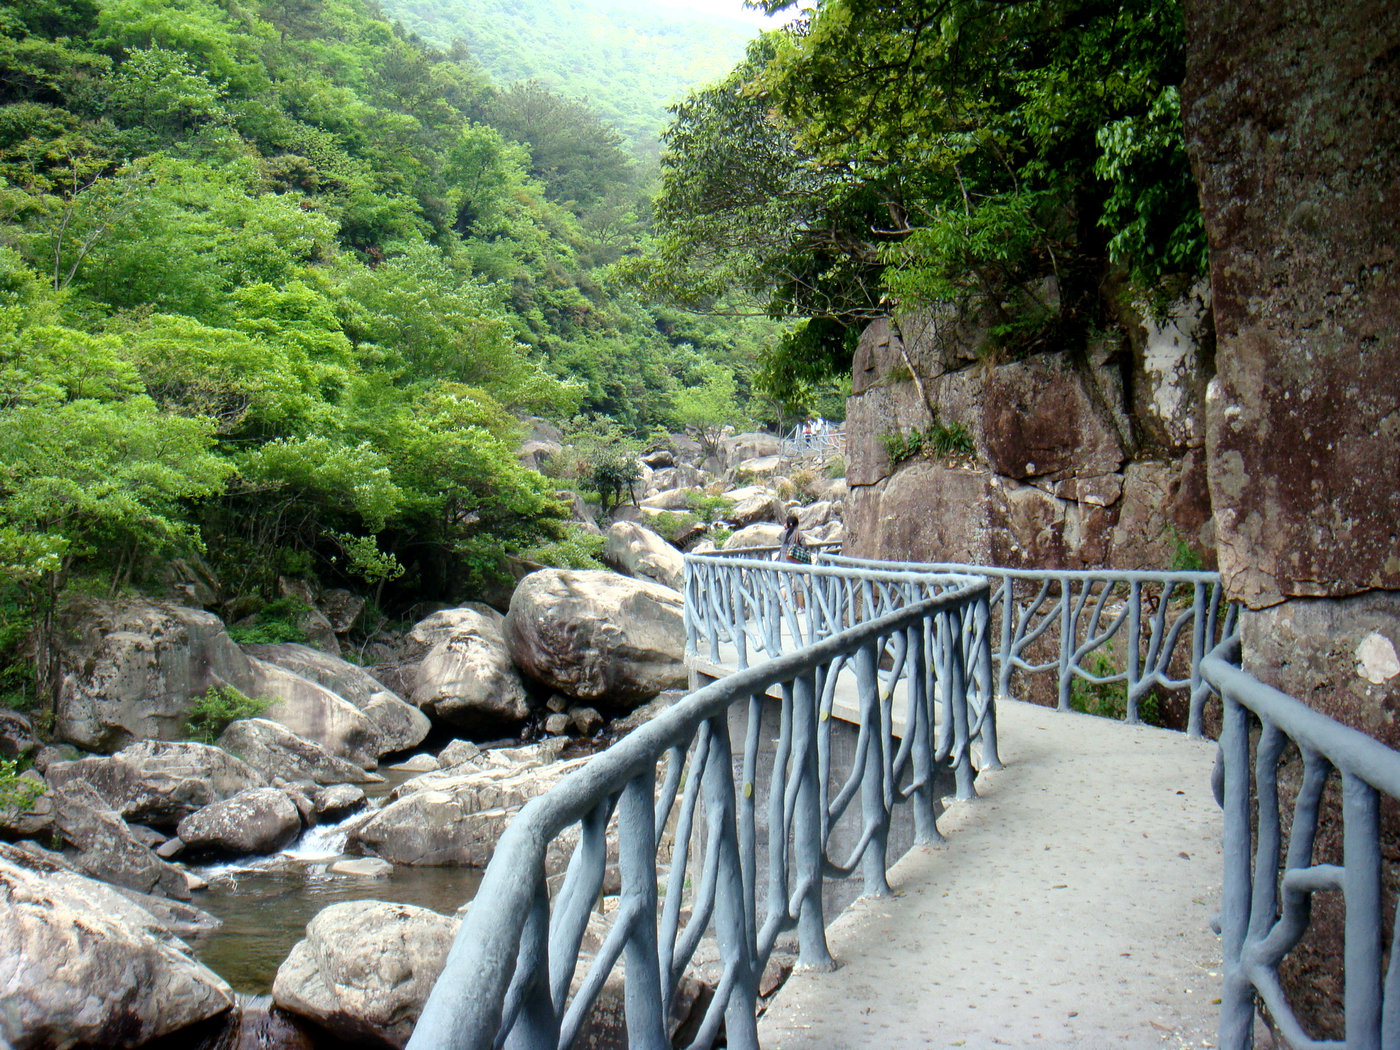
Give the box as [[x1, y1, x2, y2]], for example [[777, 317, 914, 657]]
[[844, 287, 1216, 572]]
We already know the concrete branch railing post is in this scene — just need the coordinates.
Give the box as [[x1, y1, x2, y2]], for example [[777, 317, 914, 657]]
[[410, 559, 991, 1050], [410, 550, 1400, 1050], [1203, 639, 1400, 1050]]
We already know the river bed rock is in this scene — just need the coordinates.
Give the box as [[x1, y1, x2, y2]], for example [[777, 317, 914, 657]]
[[52, 781, 191, 899], [177, 786, 303, 857], [603, 521, 685, 591], [0, 846, 234, 1048], [409, 609, 532, 734], [272, 900, 458, 1049], [348, 754, 590, 866], [45, 740, 267, 829], [244, 643, 429, 755], [504, 569, 686, 709], [218, 717, 382, 787]]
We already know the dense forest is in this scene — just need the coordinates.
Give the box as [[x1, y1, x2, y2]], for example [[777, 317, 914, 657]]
[[0, 0, 784, 713], [0, 0, 1206, 717], [639, 0, 1207, 402]]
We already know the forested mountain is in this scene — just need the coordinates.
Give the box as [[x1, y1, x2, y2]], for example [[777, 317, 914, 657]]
[[0, 0, 777, 711], [377, 0, 757, 155]]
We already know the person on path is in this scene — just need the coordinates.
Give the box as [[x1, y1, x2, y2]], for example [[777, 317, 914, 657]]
[[780, 513, 810, 610]]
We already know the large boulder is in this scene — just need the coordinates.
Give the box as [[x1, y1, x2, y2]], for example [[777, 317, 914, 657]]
[[409, 610, 531, 734], [52, 781, 190, 899], [504, 569, 686, 709], [639, 486, 696, 512], [54, 599, 256, 753], [272, 901, 458, 1049], [244, 644, 430, 756], [177, 787, 303, 857], [368, 606, 506, 698], [0, 710, 35, 760], [603, 521, 685, 591], [348, 755, 588, 867], [722, 485, 781, 528], [720, 431, 780, 465], [0, 769, 53, 839], [723, 522, 785, 550], [218, 718, 382, 786], [45, 740, 267, 830], [0, 847, 234, 1048], [245, 657, 382, 768]]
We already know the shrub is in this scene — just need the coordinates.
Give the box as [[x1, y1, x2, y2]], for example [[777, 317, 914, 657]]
[[0, 757, 44, 812], [880, 410, 975, 467], [651, 511, 700, 544], [183, 686, 271, 744], [227, 596, 311, 645], [521, 525, 607, 570], [685, 492, 734, 524], [824, 455, 847, 479]]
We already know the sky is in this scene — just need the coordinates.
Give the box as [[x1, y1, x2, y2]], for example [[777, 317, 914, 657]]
[[646, 0, 788, 29]]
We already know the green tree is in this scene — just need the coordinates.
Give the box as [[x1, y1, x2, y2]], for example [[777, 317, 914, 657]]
[[672, 357, 744, 457]]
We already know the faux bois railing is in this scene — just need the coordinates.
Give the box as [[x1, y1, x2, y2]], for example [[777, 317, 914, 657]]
[[1205, 638, 1400, 1050], [409, 562, 992, 1050]]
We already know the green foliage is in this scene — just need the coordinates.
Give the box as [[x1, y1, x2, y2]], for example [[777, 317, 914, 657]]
[[520, 524, 607, 571], [0, 757, 44, 812], [1069, 647, 1160, 725], [685, 493, 733, 525], [824, 455, 846, 480], [183, 685, 271, 744], [880, 413, 975, 466], [376, 0, 754, 157], [226, 596, 311, 646], [1167, 527, 1205, 573], [649, 510, 699, 545], [646, 0, 1205, 383], [671, 358, 744, 457]]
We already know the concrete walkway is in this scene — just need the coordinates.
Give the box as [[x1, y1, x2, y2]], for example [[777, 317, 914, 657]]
[[755, 698, 1224, 1050]]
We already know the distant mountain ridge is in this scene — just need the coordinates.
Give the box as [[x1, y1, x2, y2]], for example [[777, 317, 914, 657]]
[[378, 0, 758, 154]]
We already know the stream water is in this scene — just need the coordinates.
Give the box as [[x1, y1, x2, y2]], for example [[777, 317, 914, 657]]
[[184, 770, 482, 995]]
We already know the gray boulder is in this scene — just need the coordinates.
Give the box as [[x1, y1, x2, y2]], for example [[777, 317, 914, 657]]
[[53, 781, 190, 899], [723, 522, 785, 550], [368, 606, 508, 698], [54, 599, 256, 753], [0, 710, 34, 759], [639, 486, 696, 511], [272, 901, 458, 1049], [177, 787, 302, 857], [244, 643, 430, 756], [722, 485, 781, 528], [721, 431, 780, 465], [313, 783, 367, 821], [246, 657, 381, 768], [218, 717, 383, 787], [603, 521, 685, 591], [410, 610, 531, 733], [45, 740, 267, 829], [0, 848, 233, 1048], [504, 569, 687, 709], [349, 755, 587, 866]]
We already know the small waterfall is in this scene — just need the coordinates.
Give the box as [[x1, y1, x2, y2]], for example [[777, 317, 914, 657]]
[[279, 807, 371, 861]]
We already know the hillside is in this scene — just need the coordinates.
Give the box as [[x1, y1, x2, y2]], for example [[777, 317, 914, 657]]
[[378, 0, 758, 154]]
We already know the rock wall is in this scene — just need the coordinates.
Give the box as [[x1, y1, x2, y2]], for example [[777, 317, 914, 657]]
[[1179, 2, 1400, 1037], [1180, 0, 1400, 738], [844, 288, 1215, 571]]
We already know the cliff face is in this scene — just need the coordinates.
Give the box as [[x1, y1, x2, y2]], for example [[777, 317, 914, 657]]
[[844, 285, 1215, 572]]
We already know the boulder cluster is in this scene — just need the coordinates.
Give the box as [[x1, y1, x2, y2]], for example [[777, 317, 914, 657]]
[[0, 427, 844, 1049]]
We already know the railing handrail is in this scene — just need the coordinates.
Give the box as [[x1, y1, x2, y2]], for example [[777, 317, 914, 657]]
[[822, 552, 1224, 585], [411, 570, 992, 1049]]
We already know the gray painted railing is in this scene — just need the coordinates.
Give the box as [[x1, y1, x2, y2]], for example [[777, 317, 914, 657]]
[[1203, 638, 1400, 1050], [826, 555, 1237, 736], [779, 424, 842, 457], [410, 568, 991, 1050]]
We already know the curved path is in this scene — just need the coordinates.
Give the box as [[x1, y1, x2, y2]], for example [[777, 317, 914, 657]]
[[755, 698, 1224, 1050]]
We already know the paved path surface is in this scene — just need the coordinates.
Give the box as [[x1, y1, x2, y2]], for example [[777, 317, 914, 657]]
[[755, 697, 1224, 1050]]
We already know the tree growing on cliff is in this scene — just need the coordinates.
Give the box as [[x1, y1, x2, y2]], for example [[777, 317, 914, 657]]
[[644, 0, 1207, 386]]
